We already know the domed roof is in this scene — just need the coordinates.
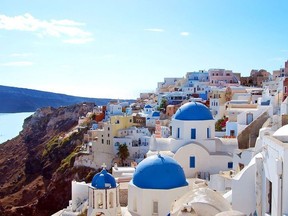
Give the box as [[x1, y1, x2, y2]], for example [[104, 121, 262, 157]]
[[174, 102, 213, 121], [273, 124, 288, 143], [91, 168, 117, 189], [152, 111, 160, 117], [144, 104, 152, 109], [132, 154, 188, 189]]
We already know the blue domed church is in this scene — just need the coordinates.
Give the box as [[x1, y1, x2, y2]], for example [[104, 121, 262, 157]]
[[128, 154, 189, 216], [87, 167, 121, 216], [147, 102, 235, 178]]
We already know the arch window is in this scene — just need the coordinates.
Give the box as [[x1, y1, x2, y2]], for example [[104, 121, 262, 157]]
[[96, 192, 104, 209]]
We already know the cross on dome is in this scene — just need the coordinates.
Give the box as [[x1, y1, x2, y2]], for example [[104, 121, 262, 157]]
[[101, 163, 107, 169]]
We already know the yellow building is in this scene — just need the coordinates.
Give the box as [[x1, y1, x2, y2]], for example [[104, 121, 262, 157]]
[[92, 115, 134, 169]]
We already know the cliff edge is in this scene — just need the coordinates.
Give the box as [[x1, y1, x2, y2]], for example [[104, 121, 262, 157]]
[[0, 103, 97, 216]]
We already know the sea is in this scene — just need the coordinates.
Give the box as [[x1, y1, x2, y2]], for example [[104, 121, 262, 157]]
[[0, 112, 34, 144]]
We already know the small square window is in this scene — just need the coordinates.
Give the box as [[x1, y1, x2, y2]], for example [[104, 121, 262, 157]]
[[228, 162, 233, 169]]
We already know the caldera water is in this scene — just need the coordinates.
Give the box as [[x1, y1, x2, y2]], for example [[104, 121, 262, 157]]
[[0, 112, 34, 144]]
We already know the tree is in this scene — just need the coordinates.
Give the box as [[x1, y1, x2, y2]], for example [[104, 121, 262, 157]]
[[117, 144, 130, 166], [160, 98, 168, 112]]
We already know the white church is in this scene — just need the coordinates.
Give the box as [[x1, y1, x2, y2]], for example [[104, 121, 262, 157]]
[[148, 102, 237, 178]]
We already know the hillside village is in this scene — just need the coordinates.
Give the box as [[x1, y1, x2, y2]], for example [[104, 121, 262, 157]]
[[53, 60, 288, 216]]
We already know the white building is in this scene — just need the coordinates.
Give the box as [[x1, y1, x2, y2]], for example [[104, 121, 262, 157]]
[[232, 117, 288, 215], [106, 103, 123, 116], [138, 104, 161, 127], [128, 154, 189, 216], [113, 126, 151, 163], [225, 100, 272, 137]]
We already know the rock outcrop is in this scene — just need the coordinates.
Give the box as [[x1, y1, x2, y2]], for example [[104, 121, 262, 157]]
[[0, 103, 97, 216]]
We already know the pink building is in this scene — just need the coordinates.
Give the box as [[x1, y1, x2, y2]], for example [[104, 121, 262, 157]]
[[209, 69, 239, 86]]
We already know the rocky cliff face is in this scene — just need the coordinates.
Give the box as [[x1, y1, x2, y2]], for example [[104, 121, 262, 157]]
[[0, 103, 97, 216]]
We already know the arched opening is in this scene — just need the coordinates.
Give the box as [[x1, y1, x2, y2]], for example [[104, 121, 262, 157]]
[[96, 192, 104, 209], [109, 191, 114, 208], [89, 189, 94, 208]]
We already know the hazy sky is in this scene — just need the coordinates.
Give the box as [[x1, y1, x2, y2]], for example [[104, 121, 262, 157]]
[[1, 0, 288, 99]]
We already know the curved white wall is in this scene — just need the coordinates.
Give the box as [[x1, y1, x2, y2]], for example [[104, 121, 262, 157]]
[[174, 143, 232, 178]]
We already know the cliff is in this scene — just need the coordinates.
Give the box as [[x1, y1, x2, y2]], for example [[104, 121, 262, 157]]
[[0, 103, 97, 215]]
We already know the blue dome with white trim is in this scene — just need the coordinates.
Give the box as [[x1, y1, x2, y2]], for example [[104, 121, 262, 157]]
[[91, 169, 117, 189], [174, 102, 213, 121], [132, 154, 188, 189]]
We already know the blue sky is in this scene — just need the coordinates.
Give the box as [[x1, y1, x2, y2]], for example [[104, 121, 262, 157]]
[[1, 0, 288, 99]]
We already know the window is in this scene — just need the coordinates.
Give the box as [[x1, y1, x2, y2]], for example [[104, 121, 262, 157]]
[[177, 128, 180, 139], [207, 128, 211, 138], [191, 128, 196, 139], [133, 197, 137, 212], [246, 113, 253, 125], [152, 201, 158, 214], [266, 179, 272, 214], [190, 156, 195, 168], [108, 127, 110, 131], [101, 139, 104, 144], [228, 162, 233, 169]]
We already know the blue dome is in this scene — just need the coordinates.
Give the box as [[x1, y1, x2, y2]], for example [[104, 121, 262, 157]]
[[144, 104, 152, 109], [152, 111, 160, 117], [132, 154, 188, 189], [174, 102, 213, 121], [91, 169, 117, 189]]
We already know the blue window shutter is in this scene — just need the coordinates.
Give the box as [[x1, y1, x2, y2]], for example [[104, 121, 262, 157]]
[[190, 156, 195, 168], [228, 162, 233, 169], [191, 128, 196, 139]]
